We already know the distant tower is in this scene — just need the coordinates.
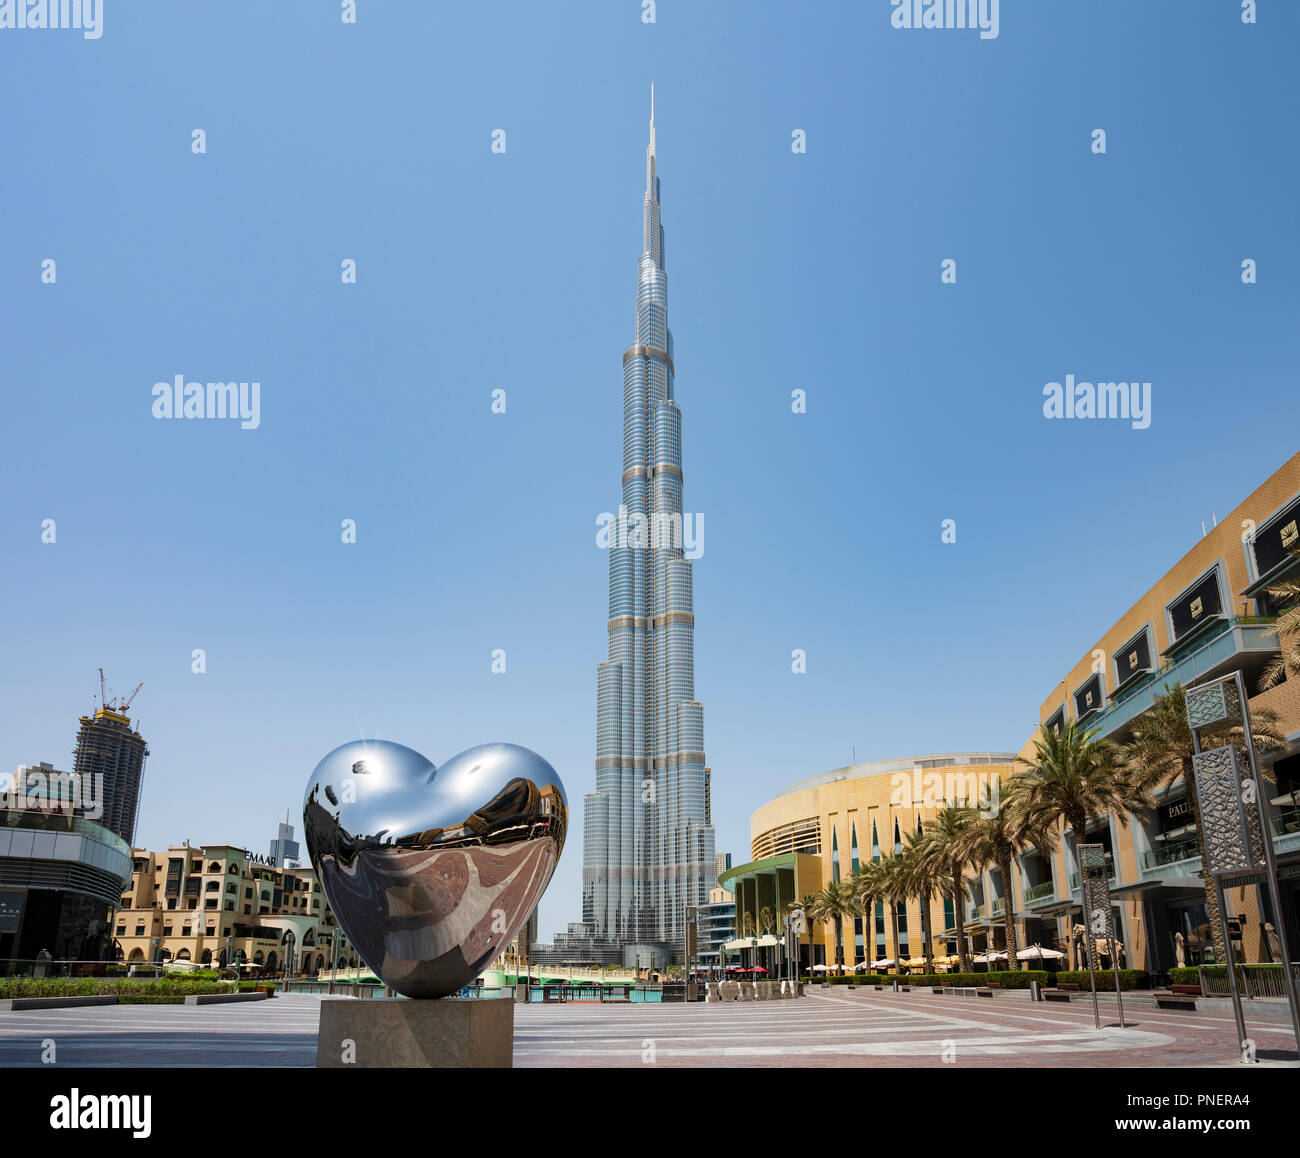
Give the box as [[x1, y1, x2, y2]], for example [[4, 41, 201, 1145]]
[[270, 813, 300, 867], [73, 687, 149, 845]]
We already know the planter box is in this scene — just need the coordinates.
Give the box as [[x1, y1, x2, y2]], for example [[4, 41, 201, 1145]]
[[183, 991, 269, 1006], [0, 995, 118, 1012]]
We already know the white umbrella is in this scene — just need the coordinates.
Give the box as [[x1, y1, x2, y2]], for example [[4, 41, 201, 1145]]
[[811, 964, 832, 972], [1016, 945, 1065, 960], [871, 958, 895, 968], [985, 951, 1008, 961]]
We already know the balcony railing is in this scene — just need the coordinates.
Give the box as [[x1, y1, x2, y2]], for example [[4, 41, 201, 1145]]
[[1271, 807, 1300, 837], [1140, 839, 1202, 872], [1021, 880, 1056, 904], [1068, 861, 1116, 892], [967, 903, 985, 920], [991, 897, 1007, 915]]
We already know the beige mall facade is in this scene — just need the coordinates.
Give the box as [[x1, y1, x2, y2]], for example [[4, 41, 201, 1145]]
[[723, 754, 1017, 971]]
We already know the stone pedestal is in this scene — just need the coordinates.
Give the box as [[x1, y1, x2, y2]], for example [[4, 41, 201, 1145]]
[[316, 997, 514, 1068]]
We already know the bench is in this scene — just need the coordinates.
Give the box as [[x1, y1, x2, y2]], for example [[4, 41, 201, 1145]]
[[931, 987, 945, 995], [1171, 984, 1202, 996], [976, 988, 994, 998], [1056, 982, 1080, 991], [1155, 993, 1198, 1011], [1043, 991, 1072, 1003]]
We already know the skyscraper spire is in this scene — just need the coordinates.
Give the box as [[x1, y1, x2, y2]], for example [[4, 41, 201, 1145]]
[[649, 82, 655, 156]]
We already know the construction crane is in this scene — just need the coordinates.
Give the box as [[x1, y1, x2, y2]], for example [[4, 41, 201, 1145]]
[[96, 669, 143, 712]]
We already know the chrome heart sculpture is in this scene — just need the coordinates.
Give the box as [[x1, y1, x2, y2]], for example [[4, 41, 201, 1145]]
[[303, 739, 567, 999]]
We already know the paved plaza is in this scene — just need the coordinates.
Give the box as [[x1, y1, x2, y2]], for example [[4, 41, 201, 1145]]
[[0, 990, 1294, 1068]]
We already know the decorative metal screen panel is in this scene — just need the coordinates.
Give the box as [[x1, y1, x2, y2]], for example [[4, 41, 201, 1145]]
[[1078, 843, 1108, 871], [1077, 843, 1114, 940], [1185, 681, 1242, 731], [1192, 745, 1263, 877], [1081, 876, 1114, 940]]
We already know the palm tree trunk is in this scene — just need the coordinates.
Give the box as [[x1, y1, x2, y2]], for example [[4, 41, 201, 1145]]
[[951, 860, 970, 974], [834, 917, 843, 975], [999, 853, 1018, 971], [1183, 756, 1228, 963], [922, 893, 935, 974], [889, 901, 901, 974]]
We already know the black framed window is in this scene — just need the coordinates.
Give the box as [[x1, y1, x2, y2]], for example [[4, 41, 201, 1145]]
[[1251, 496, 1300, 578], [1168, 569, 1224, 642], [1044, 706, 1066, 738], [1114, 627, 1152, 689], [1073, 673, 1103, 719]]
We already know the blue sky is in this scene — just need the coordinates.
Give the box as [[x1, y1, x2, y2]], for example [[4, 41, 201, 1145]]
[[2, 1, 1297, 939]]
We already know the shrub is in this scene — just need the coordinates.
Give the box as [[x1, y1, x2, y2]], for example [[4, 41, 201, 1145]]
[[0, 977, 237, 1000], [1052, 969, 1148, 991], [1170, 964, 1284, 987]]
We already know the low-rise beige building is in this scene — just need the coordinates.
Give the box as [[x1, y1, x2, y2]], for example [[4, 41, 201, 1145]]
[[113, 842, 357, 974]]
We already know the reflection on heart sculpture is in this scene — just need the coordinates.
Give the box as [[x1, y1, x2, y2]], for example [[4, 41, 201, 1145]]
[[302, 739, 567, 999]]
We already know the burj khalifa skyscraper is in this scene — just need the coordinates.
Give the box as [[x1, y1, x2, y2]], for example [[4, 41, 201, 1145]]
[[581, 89, 716, 968]]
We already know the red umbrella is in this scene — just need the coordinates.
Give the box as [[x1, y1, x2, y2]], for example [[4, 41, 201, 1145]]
[[752, 967, 768, 974]]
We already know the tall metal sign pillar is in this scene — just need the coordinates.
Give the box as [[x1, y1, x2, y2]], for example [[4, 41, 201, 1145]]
[[1186, 670, 1300, 1060], [1078, 843, 1126, 1029]]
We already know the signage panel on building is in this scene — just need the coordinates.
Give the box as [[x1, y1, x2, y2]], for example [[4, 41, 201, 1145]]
[[0, 890, 24, 934]]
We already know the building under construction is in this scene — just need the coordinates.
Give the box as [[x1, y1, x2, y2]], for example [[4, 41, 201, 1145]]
[[73, 675, 149, 845]]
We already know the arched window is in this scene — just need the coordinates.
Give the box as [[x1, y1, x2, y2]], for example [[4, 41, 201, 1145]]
[[200, 949, 212, 964], [253, 951, 264, 965], [176, 949, 191, 961], [208, 862, 222, 873]]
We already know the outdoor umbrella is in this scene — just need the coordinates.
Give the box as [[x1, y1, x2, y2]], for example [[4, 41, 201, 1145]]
[[1016, 945, 1065, 961]]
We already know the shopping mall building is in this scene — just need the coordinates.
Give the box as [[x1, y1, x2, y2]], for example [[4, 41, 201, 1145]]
[[724, 451, 1300, 975]]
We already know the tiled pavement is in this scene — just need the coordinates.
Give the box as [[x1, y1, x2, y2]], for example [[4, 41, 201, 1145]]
[[0, 990, 1294, 1068]]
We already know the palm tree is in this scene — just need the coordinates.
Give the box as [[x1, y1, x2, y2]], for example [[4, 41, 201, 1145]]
[[918, 806, 978, 973], [1123, 683, 1283, 963], [808, 880, 857, 975], [901, 829, 945, 974], [1260, 552, 1300, 690], [956, 783, 1055, 972], [857, 856, 908, 973], [788, 893, 819, 976], [848, 865, 880, 970], [741, 910, 755, 971], [1014, 721, 1134, 970]]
